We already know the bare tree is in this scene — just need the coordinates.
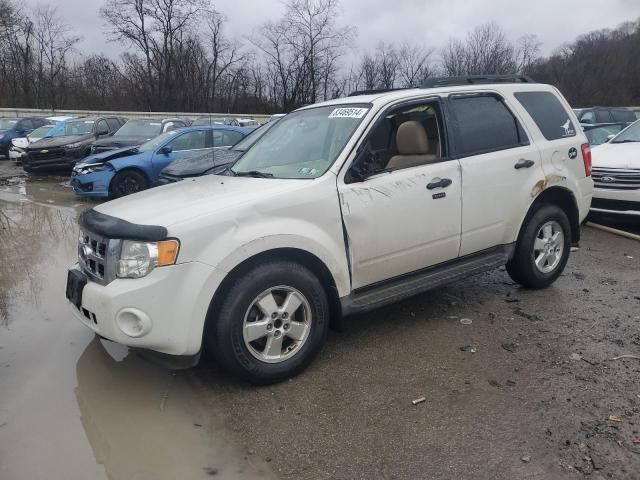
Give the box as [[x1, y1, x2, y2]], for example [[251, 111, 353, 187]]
[[397, 42, 434, 87]]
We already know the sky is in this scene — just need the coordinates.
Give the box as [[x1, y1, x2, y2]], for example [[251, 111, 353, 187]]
[[22, 0, 640, 62]]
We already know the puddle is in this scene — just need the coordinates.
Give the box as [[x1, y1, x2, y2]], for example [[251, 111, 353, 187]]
[[0, 168, 274, 479]]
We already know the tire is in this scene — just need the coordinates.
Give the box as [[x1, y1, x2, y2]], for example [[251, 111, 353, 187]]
[[109, 170, 149, 198], [506, 204, 571, 289], [208, 261, 329, 385]]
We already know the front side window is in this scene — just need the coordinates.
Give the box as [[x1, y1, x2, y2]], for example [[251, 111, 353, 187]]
[[96, 120, 109, 134], [610, 120, 640, 143], [451, 94, 528, 156], [232, 104, 370, 179], [515, 91, 576, 141], [347, 100, 445, 181], [167, 130, 208, 151]]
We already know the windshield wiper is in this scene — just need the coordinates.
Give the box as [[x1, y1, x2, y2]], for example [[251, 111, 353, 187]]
[[612, 139, 639, 143], [232, 170, 274, 178]]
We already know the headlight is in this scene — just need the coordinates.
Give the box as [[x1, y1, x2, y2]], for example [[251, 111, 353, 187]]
[[65, 142, 83, 149], [74, 162, 105, 174], [116, 239, 180, 278]]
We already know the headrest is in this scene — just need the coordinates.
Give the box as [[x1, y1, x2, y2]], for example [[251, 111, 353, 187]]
[[395, 121, 429, 155]]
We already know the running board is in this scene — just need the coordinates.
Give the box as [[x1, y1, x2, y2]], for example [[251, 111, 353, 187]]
[[340, 245, 514, 316]]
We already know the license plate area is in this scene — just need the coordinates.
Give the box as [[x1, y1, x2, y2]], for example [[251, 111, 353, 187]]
[[66, 269, 87, 309]]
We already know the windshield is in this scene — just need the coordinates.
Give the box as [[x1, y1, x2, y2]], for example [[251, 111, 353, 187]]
[[585, 125, 625, 146], [64, 120, 94, 136], [137, 130, 179, 152], [30, 126, 54, 138], [115, 120, 163, 138], [0, 118, 18, 129], [611, 120, 640, 143], [232, 120, 280, 152], [231, 104, 370, 179]]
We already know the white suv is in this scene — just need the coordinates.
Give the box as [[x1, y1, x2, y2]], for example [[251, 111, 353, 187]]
[[66, 76, 594, 384]]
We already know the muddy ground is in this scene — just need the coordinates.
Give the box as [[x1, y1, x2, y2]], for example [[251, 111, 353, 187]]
[[0, 160, 639, 480]]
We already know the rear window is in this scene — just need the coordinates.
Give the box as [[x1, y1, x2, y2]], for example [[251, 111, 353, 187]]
[[514, 91, 576, 141], [611, 109, 636, 123], [450, 94, 528, 157]]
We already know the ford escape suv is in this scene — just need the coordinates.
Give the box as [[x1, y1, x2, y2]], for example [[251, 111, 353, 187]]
[[66, 76, 593, 384]]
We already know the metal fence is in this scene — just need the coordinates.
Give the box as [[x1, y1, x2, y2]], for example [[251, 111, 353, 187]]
[[0, 107, 271, 123]]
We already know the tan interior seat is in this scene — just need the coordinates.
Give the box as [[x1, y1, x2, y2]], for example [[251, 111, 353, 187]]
[[386, 120, 438, 170]]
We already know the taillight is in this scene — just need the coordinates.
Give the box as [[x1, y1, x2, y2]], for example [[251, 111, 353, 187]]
[[581, 143, 592, 177]]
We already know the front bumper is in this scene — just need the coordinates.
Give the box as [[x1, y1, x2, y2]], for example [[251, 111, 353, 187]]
[[68, 261, 222, 357], [591, 187, 640, 217], [23, 152, 84, 170], [9, 146, 25, 161], [70, 169, 114, 197]]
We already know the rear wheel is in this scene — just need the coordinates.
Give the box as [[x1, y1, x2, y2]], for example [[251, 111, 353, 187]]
[[109, 170, 148, 198], [507, 204, 571, 289], [208, 261, 329, 384]]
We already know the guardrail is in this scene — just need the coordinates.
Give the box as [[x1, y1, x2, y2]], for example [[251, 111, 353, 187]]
[[0, 107, 271, 123]]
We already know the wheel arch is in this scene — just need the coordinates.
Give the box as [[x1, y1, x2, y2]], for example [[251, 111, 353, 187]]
[[522, 186, 581, 244], [204, 248, 344, 336]]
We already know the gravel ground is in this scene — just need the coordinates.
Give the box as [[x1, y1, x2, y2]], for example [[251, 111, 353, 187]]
[[0, 160, 638, 479]]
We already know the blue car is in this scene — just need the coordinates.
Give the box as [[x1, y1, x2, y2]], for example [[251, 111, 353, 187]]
[[70, 125, 251, 198], [0, 117, 48, 157]]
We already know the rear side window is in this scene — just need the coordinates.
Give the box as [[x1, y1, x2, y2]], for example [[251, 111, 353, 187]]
[[450, 94, 528, 157], [515, 91, 576, 141], [595, 110, 612, 123], [612, 109, 636, 123]]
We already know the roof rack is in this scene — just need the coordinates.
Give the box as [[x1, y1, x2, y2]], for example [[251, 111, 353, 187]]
[[348, 87, 410, 97], [421, 75, 535, 88]]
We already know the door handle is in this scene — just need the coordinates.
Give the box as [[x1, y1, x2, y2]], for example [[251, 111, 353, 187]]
[[514, 158, 535, 169], [426, 177, 452, 190]]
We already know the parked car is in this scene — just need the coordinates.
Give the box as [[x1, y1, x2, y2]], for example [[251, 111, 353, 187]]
[[66, 76, 593, 384], [574, 107, 636, 126], [9, 124, 54, 162], [590, 119, 640, 216], [0, 117, 48, 157], [582, 123, 627, 146], [192, 115, 231, 126], [157, 118, 281, 184], [71, 125, 253, 198], [22, 116, 126, 172], [91, 118, 189, 154], [9, 116, 76, 162]]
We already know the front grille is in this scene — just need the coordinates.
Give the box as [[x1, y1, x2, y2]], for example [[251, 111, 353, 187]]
[[78, 229, 120, 285], [29, 146, 66, 161], [592, 167, 640, 190], [591, 198, 640, 212]]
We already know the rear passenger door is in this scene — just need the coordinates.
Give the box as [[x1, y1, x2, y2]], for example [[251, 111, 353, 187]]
[[448, 92, 544, 256]]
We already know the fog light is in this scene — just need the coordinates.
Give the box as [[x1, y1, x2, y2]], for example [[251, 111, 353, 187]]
[[116, 308, 152, 337]]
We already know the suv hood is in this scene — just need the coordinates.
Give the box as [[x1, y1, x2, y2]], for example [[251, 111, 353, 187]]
[[28, 134, 93, 149], [95, 174, 312, 228], [161, 149, 241, 177], [592, 142, 640, 169], [93, 136, 149, 149]]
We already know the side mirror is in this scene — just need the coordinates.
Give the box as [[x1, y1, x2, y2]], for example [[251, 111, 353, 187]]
[[159, 145, 172, 155], [96, 129, 109, 136], [344, 145, 379, 183]]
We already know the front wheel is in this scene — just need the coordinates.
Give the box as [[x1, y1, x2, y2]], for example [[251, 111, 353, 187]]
[[109, 170, 149, 198], [506, 204, 571, 289], [208, 261, 329, 384]]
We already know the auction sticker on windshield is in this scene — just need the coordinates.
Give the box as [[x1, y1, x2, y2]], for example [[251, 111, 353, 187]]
[[328, 107, 368, 119]]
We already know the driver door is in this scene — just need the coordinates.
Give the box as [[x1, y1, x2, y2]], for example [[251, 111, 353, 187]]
[[151, 129, 212, 177], [338, 98, 462, 289]]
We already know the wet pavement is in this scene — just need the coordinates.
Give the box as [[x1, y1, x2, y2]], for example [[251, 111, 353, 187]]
[[0, 160, 639, 479]]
